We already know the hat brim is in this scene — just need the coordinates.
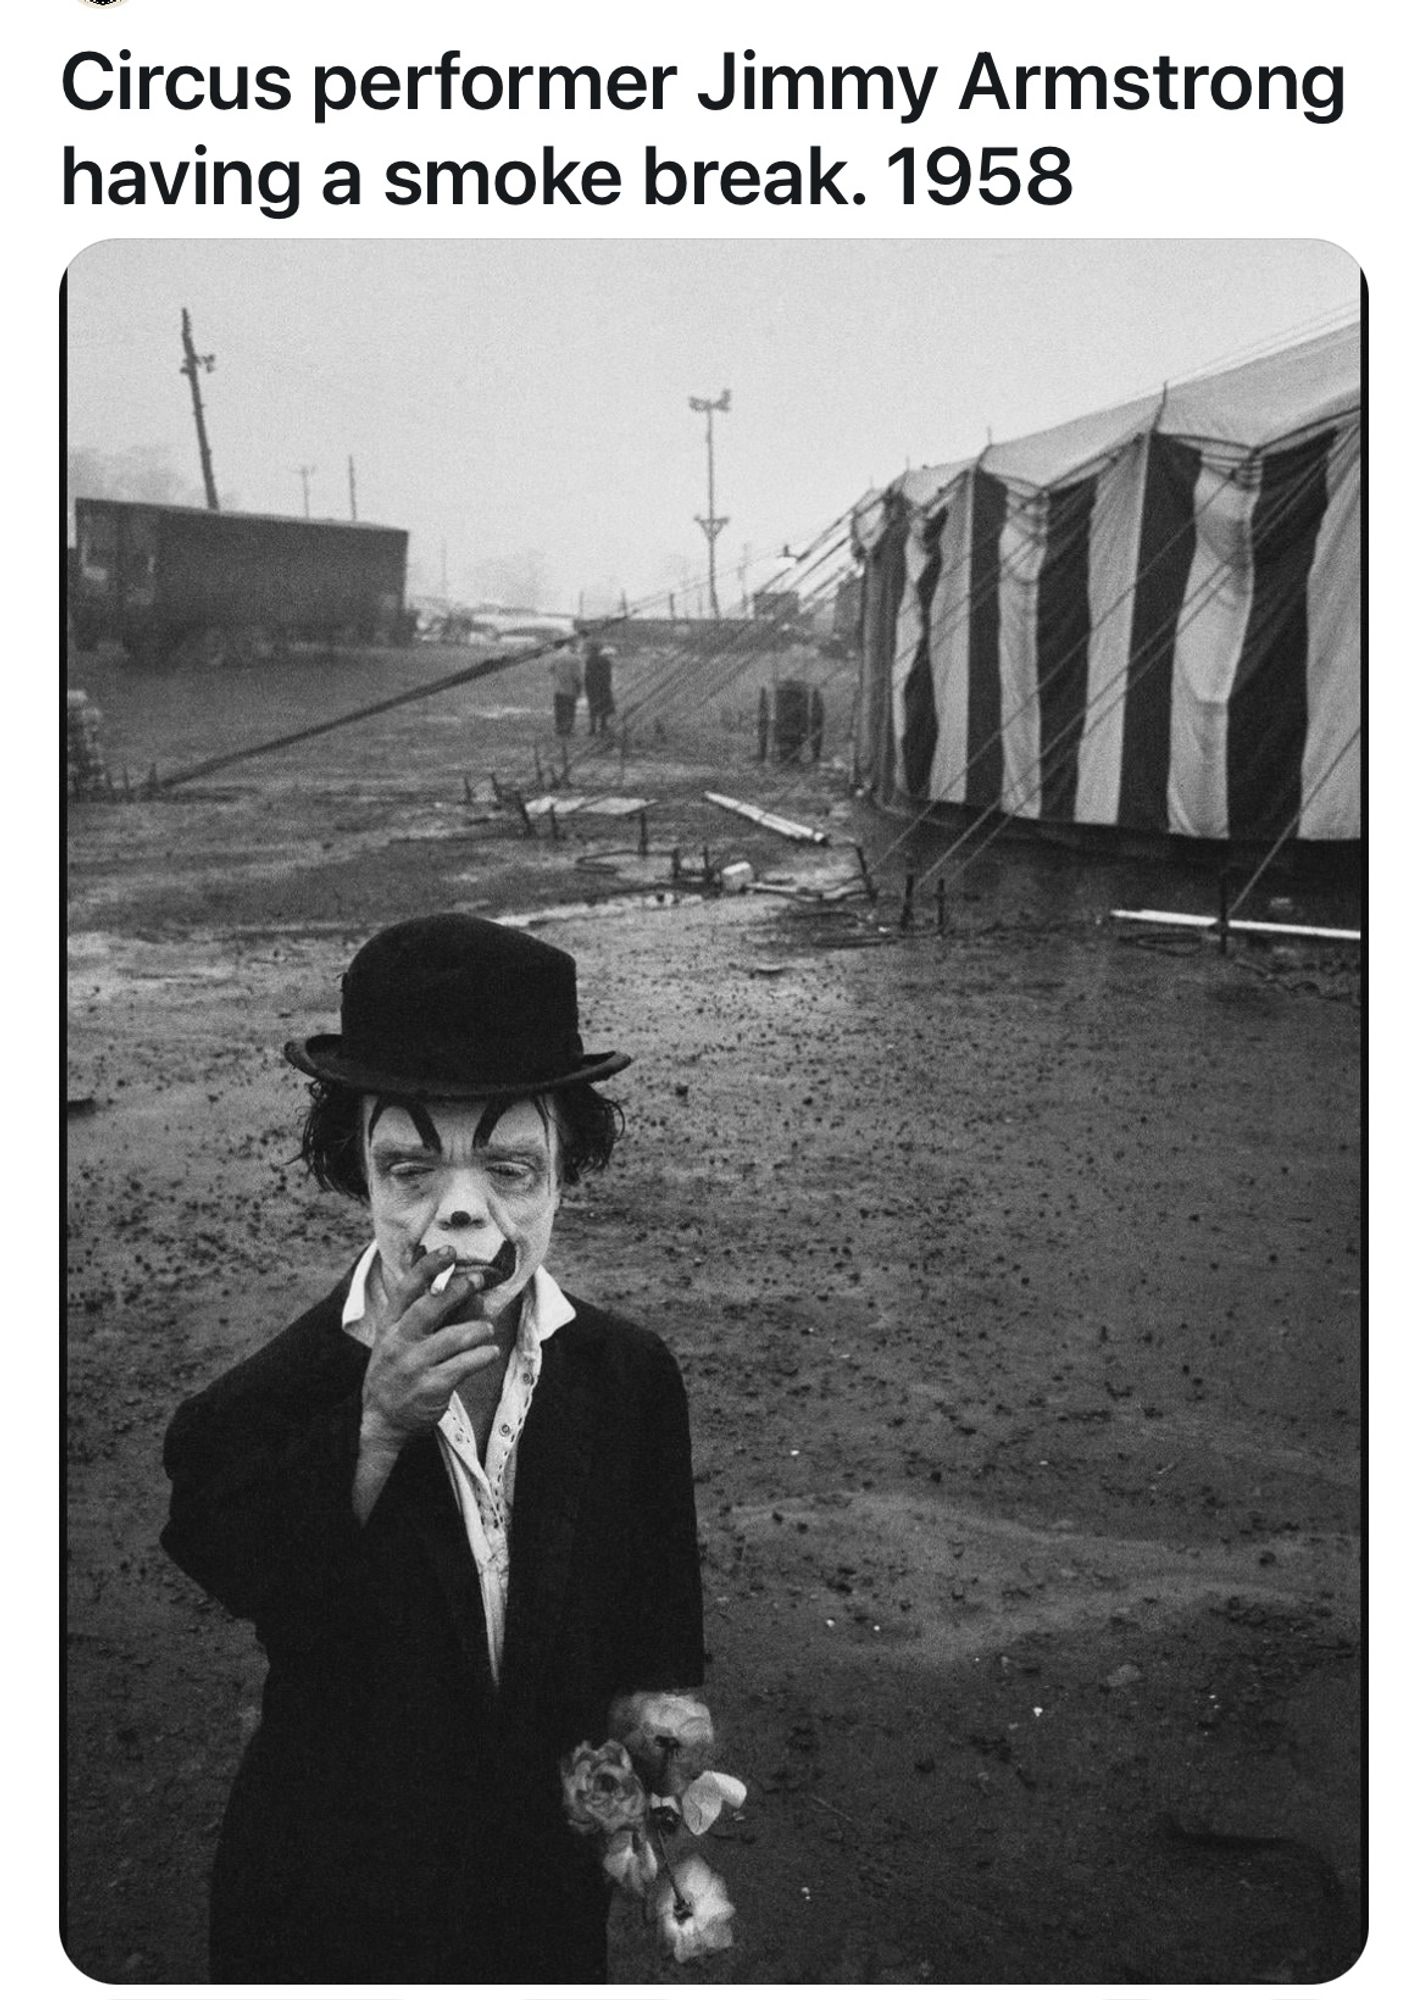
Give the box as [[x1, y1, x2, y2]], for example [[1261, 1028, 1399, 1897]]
[[284, 1035, 631, 1099]]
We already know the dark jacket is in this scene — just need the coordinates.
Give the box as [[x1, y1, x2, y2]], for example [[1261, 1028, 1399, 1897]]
[[584, 647, 614, 710], [161, 1276, 704, 1983]]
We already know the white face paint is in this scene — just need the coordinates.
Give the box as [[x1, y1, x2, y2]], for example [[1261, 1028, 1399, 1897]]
[[362, 1096, 562, 1324]]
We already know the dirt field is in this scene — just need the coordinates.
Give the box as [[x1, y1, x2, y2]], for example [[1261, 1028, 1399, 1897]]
[[66, 637, 1362, 1984]]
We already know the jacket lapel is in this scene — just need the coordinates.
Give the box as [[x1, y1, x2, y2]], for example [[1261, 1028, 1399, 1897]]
[[499, 1323, 599, 1714], [306, 1271, 504, 1713], [381, 1431, 500, 1715]]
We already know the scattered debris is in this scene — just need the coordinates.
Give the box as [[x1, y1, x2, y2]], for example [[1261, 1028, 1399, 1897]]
[[1101, 1663, 1143, 1691]]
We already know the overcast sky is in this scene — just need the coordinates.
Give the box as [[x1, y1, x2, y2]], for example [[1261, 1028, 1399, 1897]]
[[66, 237, 1358, 613]]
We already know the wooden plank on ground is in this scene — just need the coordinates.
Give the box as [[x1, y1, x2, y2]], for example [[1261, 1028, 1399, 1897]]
[[704, 792, 830, 844], [524, 794, 650, 819], [1110, 908, 1361, 943]]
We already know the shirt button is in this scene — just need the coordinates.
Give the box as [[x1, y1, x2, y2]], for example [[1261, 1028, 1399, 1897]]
[[522, 1372, 534, 1386], [500, 1423, 512, 1436]]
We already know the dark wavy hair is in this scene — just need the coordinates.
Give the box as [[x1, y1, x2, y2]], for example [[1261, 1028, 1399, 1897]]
[[296, 1078, 625, 1201]]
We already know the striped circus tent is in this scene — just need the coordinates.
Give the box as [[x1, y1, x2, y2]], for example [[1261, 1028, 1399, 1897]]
[[851, 322, 1360, 843]]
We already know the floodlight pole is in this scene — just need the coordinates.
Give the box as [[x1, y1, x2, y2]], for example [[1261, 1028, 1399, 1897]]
[[689, 390, 730, 619]]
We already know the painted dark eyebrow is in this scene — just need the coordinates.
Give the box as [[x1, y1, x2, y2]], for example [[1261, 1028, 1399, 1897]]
[[474, 1099, 506, 1146], [367, 1097, 441, 1151], [474, 1098, 560, 1153]]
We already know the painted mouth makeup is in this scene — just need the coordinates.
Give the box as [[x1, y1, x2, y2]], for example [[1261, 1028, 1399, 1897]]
[[482, 1239, 520, 1285], [424, 1239, 519, 1293]]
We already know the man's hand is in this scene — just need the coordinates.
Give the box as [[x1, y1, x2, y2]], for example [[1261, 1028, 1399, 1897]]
[[353, 1248, 500, 1521]]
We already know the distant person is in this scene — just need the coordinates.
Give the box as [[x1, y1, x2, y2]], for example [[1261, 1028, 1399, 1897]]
[[809, 687, 826, 763], [584, 640, 616, 737], [160, 913, 705, 1982], [550, 642, 583, 736]]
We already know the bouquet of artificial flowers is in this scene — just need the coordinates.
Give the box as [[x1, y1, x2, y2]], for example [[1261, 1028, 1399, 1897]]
[[560, 1693, 746, 1962]]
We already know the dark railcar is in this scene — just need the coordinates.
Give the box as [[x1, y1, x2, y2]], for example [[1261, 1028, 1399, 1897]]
[[71, 499, 408, 663]]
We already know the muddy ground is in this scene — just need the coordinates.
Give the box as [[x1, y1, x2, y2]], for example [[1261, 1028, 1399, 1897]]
[[66, 638, 1362, 1985]]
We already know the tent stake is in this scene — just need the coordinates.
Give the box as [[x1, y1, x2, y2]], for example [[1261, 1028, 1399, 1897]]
[[900, 874, 915, 932], [855, 845, 878, 902]]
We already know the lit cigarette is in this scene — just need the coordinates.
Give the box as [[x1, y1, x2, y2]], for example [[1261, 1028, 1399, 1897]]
[[430, 1263, 456, 1295]]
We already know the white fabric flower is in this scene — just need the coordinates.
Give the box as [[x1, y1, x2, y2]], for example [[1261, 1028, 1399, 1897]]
[[559, 1739, 647, 1836], [609, 1691, 715, 1791], [601, 1828, 660, 1895], [679, 1768, 748, 1835], [652, 1853, 736, 1962]]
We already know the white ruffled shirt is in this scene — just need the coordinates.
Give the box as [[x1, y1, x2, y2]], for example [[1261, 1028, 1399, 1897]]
[[342, 1243, 575, 1687]]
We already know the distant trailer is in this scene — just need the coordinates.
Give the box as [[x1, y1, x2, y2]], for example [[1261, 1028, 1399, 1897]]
[[70, 498, 409, 666]]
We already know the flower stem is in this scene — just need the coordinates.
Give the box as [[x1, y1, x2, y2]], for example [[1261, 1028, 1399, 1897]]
[[650, 1819, 691, 1920]]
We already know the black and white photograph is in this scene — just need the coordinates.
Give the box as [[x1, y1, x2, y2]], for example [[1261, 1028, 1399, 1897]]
[[65, 235, 1361, 1985]]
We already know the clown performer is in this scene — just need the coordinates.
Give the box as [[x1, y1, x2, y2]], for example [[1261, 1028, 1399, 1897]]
[[161, 913, 706, 1982]]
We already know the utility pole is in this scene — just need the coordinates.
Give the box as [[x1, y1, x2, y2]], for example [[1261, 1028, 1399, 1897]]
[[347, 455, 358, 522], [689, 389, 730, 619], [179, 308, 220, 512], [296, 465, 316, 518]]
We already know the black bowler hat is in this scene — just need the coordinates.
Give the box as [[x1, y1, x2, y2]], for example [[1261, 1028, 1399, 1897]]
[[284, 913, 631, 1100]]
